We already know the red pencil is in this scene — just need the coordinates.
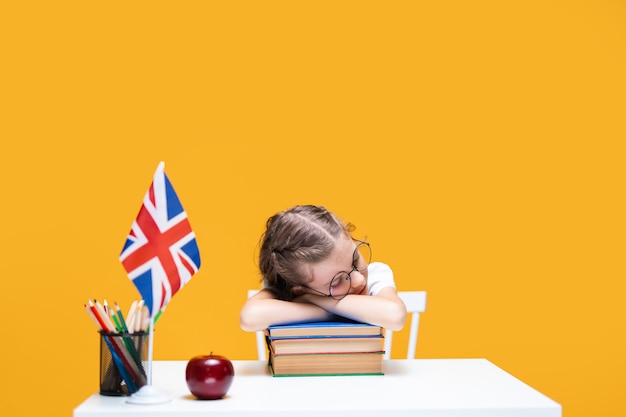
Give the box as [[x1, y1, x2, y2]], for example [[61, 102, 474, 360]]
[[88, 299, 110, 332]]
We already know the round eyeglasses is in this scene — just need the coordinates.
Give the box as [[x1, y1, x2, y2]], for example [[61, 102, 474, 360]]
[[303, 239, 372, 300]]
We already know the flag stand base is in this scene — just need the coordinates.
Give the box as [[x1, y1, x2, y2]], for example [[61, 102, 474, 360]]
[[126, 385, 171, 405]]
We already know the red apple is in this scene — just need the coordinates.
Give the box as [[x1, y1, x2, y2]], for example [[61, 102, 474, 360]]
[[185, 353, 234, 400]]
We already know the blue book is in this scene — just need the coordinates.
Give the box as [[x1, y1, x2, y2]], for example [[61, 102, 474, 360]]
[[268, 317, 382, 338]]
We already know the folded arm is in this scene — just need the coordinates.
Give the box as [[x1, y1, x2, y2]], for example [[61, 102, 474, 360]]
[[239, 289, 334, 332], [239, 287, 406, 332], [298, 286, 407, 330]]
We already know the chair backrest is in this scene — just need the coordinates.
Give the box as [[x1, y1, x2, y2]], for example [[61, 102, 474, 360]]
[[247, 289, 269, 361], [383, 291, 427, 360], [247, 289, 427, 361]]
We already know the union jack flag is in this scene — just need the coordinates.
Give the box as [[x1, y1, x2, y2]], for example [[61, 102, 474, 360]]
[[119, 162, 201, 316]]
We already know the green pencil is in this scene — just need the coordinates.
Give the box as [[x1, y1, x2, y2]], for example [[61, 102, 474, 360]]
[[111, 313, 122, 332], [114, 302, 129, 333], [115, 302, 145, 377]]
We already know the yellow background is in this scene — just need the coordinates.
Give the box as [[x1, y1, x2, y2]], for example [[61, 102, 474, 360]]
[[1, 1, 624, 416]]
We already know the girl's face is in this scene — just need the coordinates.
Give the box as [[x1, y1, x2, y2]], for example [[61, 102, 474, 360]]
[[304, 235, 369, 298]]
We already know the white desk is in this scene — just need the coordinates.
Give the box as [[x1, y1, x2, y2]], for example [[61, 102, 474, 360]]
[[74, 359, 561, 417]]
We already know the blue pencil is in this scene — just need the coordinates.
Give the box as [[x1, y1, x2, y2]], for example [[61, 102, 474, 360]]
[[102, 335, 138, 393]]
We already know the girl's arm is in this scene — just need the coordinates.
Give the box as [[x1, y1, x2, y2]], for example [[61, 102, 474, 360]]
[[239, 288, 333, 332], [297, 287, 407, 330]]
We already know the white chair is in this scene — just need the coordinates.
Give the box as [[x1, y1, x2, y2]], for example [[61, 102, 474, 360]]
[[247, 289, 427, 361], [247, 289, 269, 361], [383, 291, 427, 359]]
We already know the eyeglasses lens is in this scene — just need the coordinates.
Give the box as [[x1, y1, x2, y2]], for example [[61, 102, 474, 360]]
[[355, 243, 372, 270], [329, 273, 351, 300], [328, 242, 372, 300]]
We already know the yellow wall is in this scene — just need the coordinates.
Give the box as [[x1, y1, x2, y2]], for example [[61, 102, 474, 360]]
[[1, 2, 624, 416]]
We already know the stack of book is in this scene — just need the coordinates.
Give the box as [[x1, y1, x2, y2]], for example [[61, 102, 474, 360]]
[[267, 318, 384, 376]]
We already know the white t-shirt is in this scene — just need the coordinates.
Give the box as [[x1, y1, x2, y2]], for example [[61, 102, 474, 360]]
[[367, 262, 396, 296]]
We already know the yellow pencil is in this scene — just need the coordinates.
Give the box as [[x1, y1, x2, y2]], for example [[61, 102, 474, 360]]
[[134, 300, 145, 333], [126, 300, 138, 333], [140, 304, 150, 331]]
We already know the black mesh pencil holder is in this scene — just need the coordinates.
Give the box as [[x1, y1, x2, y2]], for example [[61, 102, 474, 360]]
[[99, 331, 148, 396]]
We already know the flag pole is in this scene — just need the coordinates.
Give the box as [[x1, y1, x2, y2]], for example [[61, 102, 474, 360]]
[[147, 311, 154, 384], [126, 310, 170, 404]]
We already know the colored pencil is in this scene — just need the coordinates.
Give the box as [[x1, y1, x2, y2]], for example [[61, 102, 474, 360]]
[[134, 300, 144, 333], [114, 302, 129, 333], [126, 300, 138, 333], [88, 300, 145, 387]]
